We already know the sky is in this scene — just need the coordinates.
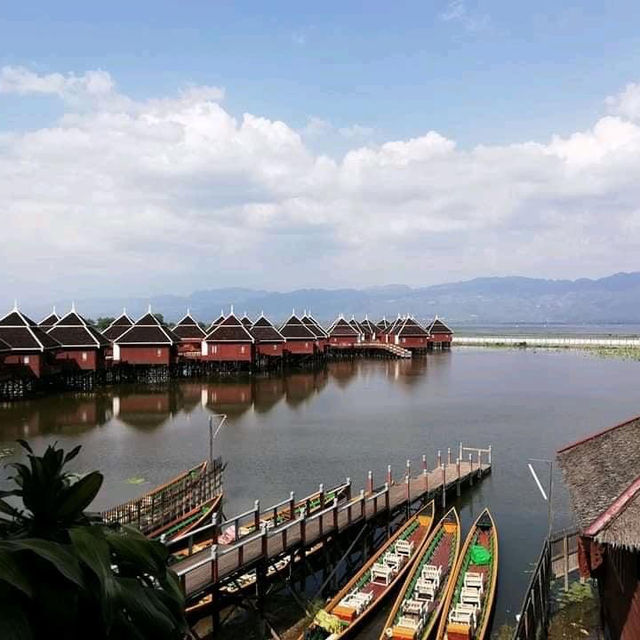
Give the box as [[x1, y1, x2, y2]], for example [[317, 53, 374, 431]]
[[2, 1, 640, 304]]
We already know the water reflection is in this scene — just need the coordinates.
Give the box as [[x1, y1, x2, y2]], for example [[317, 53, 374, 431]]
[[0, 359, 433, 437]]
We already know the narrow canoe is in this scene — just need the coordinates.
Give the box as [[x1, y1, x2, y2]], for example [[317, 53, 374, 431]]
[[435, 508, 499, 640], [150, 493, 222, 546], [380, 507, 462, 640], [301, 500, 435, 640]]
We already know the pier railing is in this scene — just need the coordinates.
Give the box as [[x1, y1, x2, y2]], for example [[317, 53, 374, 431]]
[[172, 443, 492, 598], [512, 527, 580, 640]]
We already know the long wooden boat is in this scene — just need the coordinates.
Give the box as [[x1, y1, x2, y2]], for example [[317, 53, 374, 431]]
[[380, 507, 461, 640], [435, 508, 498, 640], [300, 500, 435, 640], [148, 493, 222, 544]]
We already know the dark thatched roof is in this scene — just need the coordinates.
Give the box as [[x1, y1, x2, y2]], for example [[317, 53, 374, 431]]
[[102, 313, 134, 342], [173, 312, 206, 340], [376, 318, 391, 331], [426, 317, 453, 335], [327, 317, 359, 337], [206, 314, 226, 334], [557, 415, 640, 549], [279, 315, 316, 340], [301, 315, 328, 338], [360, 318, 377, 336], [394, 317, 429, 337], [48, 310, 109, 348], [250, 316, 285, 343], [0, 308, 60, 351], [38, 311, 60, 329], [115, 312, 179, 345], [205, 314, 254, 342]]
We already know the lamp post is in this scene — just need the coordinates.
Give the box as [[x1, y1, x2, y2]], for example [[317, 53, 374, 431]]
[[209, 413, 227, 463], [528, 457, 553, 535]]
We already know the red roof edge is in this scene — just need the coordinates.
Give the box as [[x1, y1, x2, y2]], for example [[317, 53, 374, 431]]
[[557, 414, 640, 454], [584, 474, 640, 537]]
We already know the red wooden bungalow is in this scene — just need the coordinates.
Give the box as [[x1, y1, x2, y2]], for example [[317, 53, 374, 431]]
[[0, 336, 9, 370], [172, 310, 206, 357], [348, 316, 366, 342], [279, 313, 317, 355], [0, 306, 60, 377], [102, 310, 134, 343], [113, 309, 179, 365], [376, 317, 391, 343], [390, 316, 429, 350], [558, 416, 640, 640], [38, 308, 60, 331], [202, 313, 254, 362], [47, 307, 110, 370], [426, 316, 453, 350], [327, 316, 361, 346], [250, 315, 286, 358], [301, 312, 328, 353]]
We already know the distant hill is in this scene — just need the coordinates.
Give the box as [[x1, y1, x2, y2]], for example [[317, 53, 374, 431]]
[[34, 271, 640, 325]]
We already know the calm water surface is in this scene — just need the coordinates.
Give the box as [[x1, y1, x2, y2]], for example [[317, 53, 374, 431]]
[[2, 348, 639, 635]]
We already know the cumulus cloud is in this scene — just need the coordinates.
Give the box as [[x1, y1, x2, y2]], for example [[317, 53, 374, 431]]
[[2, 65, 640, 302], [439, 1, 489, 32]]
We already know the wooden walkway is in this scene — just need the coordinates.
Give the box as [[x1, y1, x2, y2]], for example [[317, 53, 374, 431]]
[[328, 342, 412, 358], [172, 446, 491, 601]]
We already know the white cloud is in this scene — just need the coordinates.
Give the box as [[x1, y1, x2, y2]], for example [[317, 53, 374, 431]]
[[439, 1, 489, 32], [2, 65, 640, 301]]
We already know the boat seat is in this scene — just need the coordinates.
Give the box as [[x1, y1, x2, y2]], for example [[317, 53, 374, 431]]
[[371, 563, 395, 585], [384, 552, 405, 570], [422, 564, 442, 581], [402, 598, 427, 616], [460, 587, 482, 608], [449, 603, 477, 627], [464, 572, 484, 591], [415, 577, 437, 600], [397, 615, 424, 635], [395, 539, 414, 557], [419, 571, 440, 590]]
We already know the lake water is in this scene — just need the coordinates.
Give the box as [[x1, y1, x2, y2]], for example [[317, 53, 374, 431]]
[[2, 347, 639, 635]]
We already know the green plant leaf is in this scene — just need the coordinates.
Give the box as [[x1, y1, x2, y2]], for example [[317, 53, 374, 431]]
[[57, 472, 104, 519], [0, 540, 85, 588], [63, 445, 82, 465], [0, 549, 33, 597], [15, 440, 32, 454]]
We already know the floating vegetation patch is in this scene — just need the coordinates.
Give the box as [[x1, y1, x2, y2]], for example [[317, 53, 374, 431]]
[[549, 581, 599, 639], [125, 476, 146, 485], [0, 447, 14, 459], [586, 346, 640, 362]]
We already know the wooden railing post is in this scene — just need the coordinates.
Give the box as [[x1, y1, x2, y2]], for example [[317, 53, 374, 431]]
[[345, 477, 352, 501], [282, 523, 287, 549], [437, 449, 442, 468], [384, 482, 390, 512], [405, 474, 410, 519], [367, 470, 373, 494], [254, 499, 260, 530], [456, 458, 461, 496], [261, 523, 268, 557], [289, 491, 295, 520], [360, 489, 365, 518], [300, 507, 307, 546], [318, 483, 324, 509], [447, 447, 451, 466], [469, 453, 474, 485], [458, 441, 463, 461], [387, 464, 392, 486], [441, 464, 446, 509], [332, 497, 338, 530], [488, 445, 492, 465], [211, 544, 219, 583]]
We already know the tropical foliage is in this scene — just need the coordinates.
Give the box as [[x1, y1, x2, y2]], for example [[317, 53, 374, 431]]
[[0, 440, 188, 640]]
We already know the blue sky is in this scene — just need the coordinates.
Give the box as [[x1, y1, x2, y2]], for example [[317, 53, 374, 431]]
[[3, 1, 640, 146], [2, 1, 640, 303]]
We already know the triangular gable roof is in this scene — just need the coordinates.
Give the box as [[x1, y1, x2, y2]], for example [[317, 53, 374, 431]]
[[558, 415, 640, 549], [205, 314, 254, 342], [0, 336, 10, 352], [395, 316, 429, 337], [348, 317, 365, 334], [360, 318, 377, 335], [39, 310, 60, 329], [241, 314, 253, 328], [115, 311, 179, 345], [376, 317, 391, 331], [102, 312, 134, 342], [250, 315, 285, 343], [0, 307, 60, 351], [426, 317, 453, 335], [48, 309, 109, 348], [173, 311, 206, 340], [327, 317, 360, 337], [206, 313, 226, 334], [301, 314, 328, 338], [279, 314, 316, 340], [386, 316, 404, 335]]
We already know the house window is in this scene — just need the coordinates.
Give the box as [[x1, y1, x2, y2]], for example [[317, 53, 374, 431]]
[[23, 356, 30, 364], [273, 344, 277, 350], [402, 338, 406, 343], [81, 352, 88, 361], [240, 346, 245, 354], [212, 345, 218, 354], [156, 348, 162, 357], [305, 342, 309, 348]]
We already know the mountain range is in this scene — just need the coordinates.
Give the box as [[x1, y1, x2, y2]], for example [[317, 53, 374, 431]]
[[28, 271, 640, 326]]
